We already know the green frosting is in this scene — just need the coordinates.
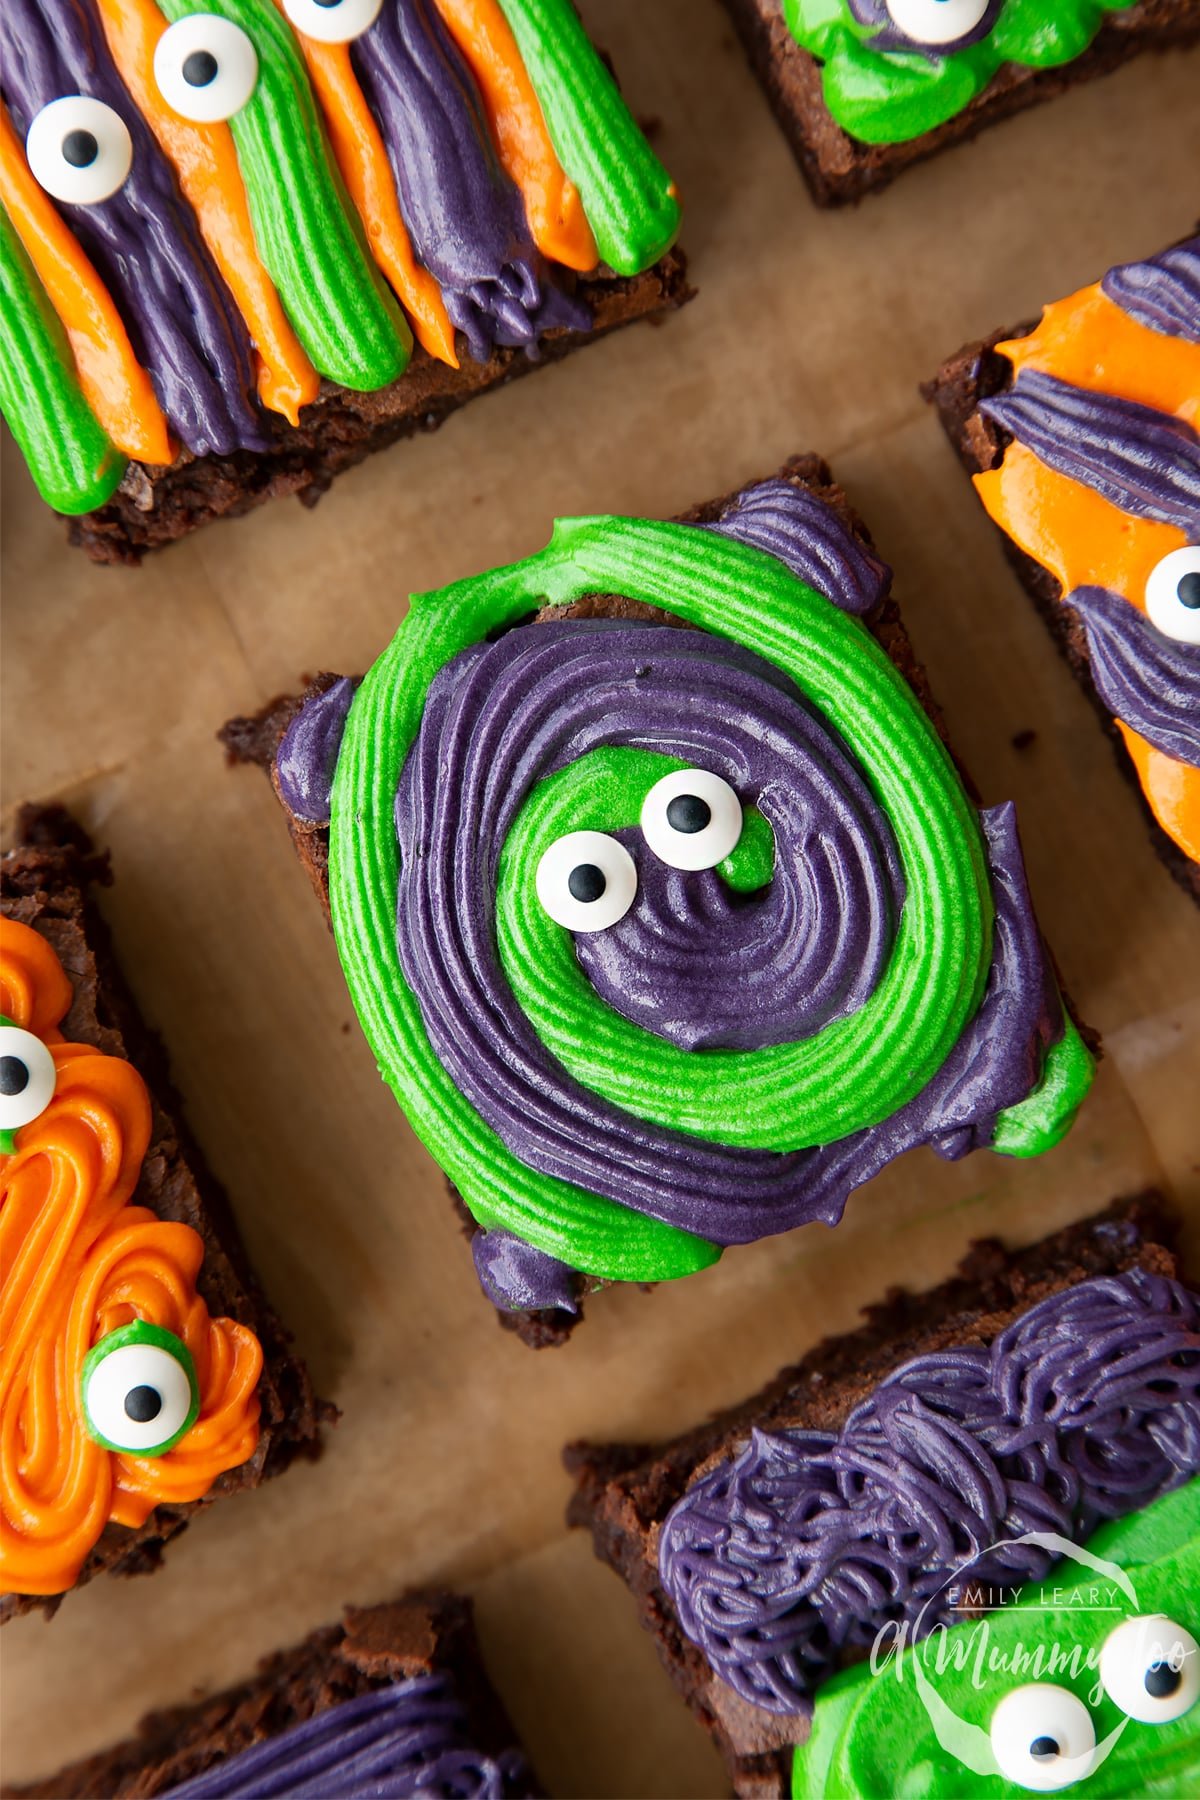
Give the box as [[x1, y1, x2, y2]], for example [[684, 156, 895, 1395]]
[[782, 0, 1140, 145], [495, 0, 681, 276], [328, 516, 998, 1280], [793, 1478, 1200, 1798], [157, 0, 411, 392], [0, 204, 125, 515]]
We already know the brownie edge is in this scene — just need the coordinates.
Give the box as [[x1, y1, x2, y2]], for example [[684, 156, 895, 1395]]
[[719, 0, 1200, 206], [565, 1194, 1183, 1798], [0, 803, 328, 1623], [6, 1591, 535, 1799]]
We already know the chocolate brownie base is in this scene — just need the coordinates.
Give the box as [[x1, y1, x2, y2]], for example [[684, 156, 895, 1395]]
[[0, 805, 327, 1622], [65, 253, 693, 566], [220, 452, 1094, 1347], [720, 0, 1200, 206], [565, 1194, 1182, 1797], [8, 1591, 533, 1799], [925, 332, 1200, 906]]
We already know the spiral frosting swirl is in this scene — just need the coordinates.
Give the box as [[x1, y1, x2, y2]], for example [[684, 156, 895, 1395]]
[[658, 1268, 1200, 1716]]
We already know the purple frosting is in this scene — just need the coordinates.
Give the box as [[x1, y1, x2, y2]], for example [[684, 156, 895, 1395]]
[[392, 611, 1059, 1248], [848, 0, 1005, 58], [277, 677, 358, 821], [706, 479, 891, 618], [0, 0, 268, 457], [351, 0, 588, 363], [1102, 239, 1200, 343], [981, 369, 1200, 532], [163, 1675, 530, 1799], [472, 1230, 580, 1315], [1069, 586, 1200, 769], [659, 1268, 1200, 1716]]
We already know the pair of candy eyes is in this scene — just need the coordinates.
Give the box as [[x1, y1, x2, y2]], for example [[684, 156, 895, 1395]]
[[991, 1616, 1199, 1792], [23, 0, 381, 207], [536, 769, 744, 933]]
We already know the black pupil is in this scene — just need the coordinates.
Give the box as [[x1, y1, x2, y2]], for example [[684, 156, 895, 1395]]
[[568, 864, 607, 904], [182, 49, 220, 86], [1145, 1660, 1183, 1699], [1177, 571, 1200, 611], [124, 1384, 163, 1423], [62, 129, 98, 168], [0, 1056, 30, 1097], [1029, 1737, 1060, 1762], [666, 794, 712, 835]]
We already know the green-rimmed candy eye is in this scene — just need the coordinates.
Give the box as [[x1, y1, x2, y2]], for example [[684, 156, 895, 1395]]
[[0, 1022, 56, 1141], [1100, 1614, 1200, 1725], [81, 1320, 199, 1457], [884, 0, 989, 45], [989, 1684, 1096, 1792]]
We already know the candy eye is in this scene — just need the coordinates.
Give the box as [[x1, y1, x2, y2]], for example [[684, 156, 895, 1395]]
[[640, 769, 743, 872], [1145, 546, 1200, 645], [535, 831, 637, 933], [281, 0, 383, 44], [0, 1024, 57, 1135], [1100, 1615, 1200, 1725], [883, 0, 990, 45], [81, 1321, 199, 1457], [989, 1684, 1096, 1792], [154, 14, 259, 124], [25, 97, 132, 205]]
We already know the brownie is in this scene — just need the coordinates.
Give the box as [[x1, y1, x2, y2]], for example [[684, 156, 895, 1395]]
[[925, 300, 1200, 907], [720, 0, 1200, 206], [69, 252, 693, 566], [7, 1590, 535, 1798], [221, 453, 1097, 1350], [565, 1194, 1186, 1797], [0, 804, 327, 1622]]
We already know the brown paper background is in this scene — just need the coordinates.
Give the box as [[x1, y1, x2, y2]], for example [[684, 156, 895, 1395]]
[[2, 6, 1199, 1794]]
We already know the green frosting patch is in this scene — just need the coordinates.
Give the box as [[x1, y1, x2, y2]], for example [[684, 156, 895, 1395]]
[[0, 204, 125, 514], [495, 0, 681, 275], [793, 1478, 1200, 1798], [783, 0, 1139, 144], [157, 0, 411, 391], [327, 516, 1000, 1280]]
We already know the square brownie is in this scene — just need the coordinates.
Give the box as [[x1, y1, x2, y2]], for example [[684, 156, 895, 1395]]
[[8, 1590, 536, 1798], [721, 0, 1200, 206], [566, 1195, 1196, 1796], [220, 455, 1098, 1349], [925, 235, 1200, 904], [0, 803, 325, 1620]]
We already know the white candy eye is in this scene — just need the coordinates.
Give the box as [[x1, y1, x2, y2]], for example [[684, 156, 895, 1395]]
[[82, 1322, 199, 1457], [25, 97, 132, 206], [640, 769, 743, 872], [154, 15, 258, 124], [281, 0, 382, 43], [0, 1024, 57, 1135], [1145, 546, 1200, 645], [535, 831, 637, 933], [884, 0, 990, 45], [989, 1684, 1096, 1792], [1100, 1615, 1200, 1725]]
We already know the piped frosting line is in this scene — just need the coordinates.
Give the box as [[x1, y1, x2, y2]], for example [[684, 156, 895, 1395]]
[[94, 0, 319, 427], [431, 0, 597, 273], [1103, 239, 1200, 344], [285, 18, 459, 368], [0, 103, 170, 465]]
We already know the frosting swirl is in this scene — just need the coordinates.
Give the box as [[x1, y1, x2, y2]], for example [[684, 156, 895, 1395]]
[[659, 1268, 1200, 1716]]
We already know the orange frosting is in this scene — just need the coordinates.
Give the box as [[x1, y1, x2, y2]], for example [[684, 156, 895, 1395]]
[[431, 0, 597, 274], [973, 277, 1200, 862], [93, 0, 319, 427], [0, 920, 262, 1597], [287, 22, 459, 368], [0, 104, 172, 465]]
